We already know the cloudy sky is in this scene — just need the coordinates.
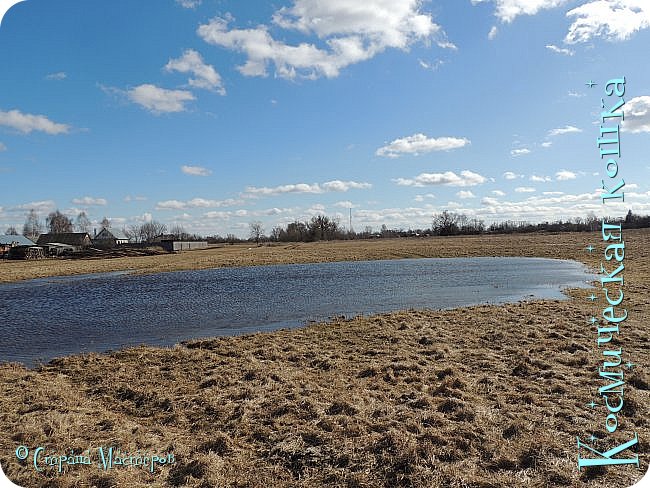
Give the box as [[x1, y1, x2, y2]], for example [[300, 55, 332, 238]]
[[1, 0, 649, 237]]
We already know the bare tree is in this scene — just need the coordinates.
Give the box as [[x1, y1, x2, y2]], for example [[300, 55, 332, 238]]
[[46, 210, 73, 234], [170, 224, 189, 240], [249, 221, 264, 245], [5, 226, 18, 235], [76, 211, 91, 233], [100, 217, 111, 230], [140, 220, 167, 243], [23, 210, 42, 241], [125, 224, 143, 243]]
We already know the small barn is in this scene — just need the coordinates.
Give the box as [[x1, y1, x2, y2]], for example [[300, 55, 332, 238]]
[[93, 228, 129, 248], [37, 233, 92, 255]]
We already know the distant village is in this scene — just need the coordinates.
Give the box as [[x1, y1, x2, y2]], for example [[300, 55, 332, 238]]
[[1, 209, 207, 260]]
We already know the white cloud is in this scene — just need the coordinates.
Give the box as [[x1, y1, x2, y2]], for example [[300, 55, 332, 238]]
[[0, 142, 6, 151], [530, 175, 551, 182], [14, 200, 56, 212], [176, 0, 201, 8], [0, 109, 70, 134], [181, 165, 212, 176], [72, 196, 107, 206], [548, 125, 582, 136], [541, 141, 553, 148], [510, 148, 530, 157], [621, 96, 650, 133], [566, 0, 650, 44], [488, 26, 498, 40], [456, 190, 476, 199], [334, 200, 356, 208], [198, 1, 452, 80], [124, 195, 147, 202], [472, 0, 569, 23], [418, 59, 444, 71], [165, 49, 226, 95], [156, 198, 242, 210], [545, 44, 574, 55], [376, 133, 470, 157], [568, 91, 585, 98], [245, 180, 371, 196], [515, 187, 536, 193], [414, 193, 436, 202], [543, 191, 564, 195], [394, 170, 486, 187], [127, 84, 195, 114], [492, 190, 506, 196], [503, 171, 523, 180], [45, 72, 67, 81], [555, 170, 577, 181]]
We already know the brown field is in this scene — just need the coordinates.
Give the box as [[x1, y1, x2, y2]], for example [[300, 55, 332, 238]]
[[0, 230, 648, 487]]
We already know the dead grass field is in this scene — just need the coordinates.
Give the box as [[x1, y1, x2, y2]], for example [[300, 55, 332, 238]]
[[0, 230, 648, 487]]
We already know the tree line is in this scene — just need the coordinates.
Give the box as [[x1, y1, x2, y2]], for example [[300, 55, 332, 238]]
[[6, 208, 650, 245]]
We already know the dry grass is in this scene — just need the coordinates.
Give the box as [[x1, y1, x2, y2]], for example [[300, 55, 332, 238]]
[[1, 230, 648, 487]]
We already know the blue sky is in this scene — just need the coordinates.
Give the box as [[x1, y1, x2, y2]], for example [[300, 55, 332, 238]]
[[1, 0, 649, 237]]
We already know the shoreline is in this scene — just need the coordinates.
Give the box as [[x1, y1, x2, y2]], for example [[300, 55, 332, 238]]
[[1, 230, 648, 487], [0, 231, 607, 285]]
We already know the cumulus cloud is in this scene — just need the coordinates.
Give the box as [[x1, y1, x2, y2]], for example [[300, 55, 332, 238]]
[[176, 0, 201, 8], [198, 1, 452, 79], [45, 72, 67, 81], [181, 165, 212, 176], [165, 49, 226, 95], [530, 175, 551, 182], [456, 190, 476, 199], [472, 0, 569, 23], [394, 170, 486, 187], [0, 109, 70, 134], [488, 26, 498, 39], [555, 170, 577, 180], [621, 96, 650, 133], [566, 0, 650, 44], [515, 187, 536, 193], [156, 198, 242, 210], [14, 200, 56, 212], [503, 171, 523, 180], [245, 180, 371, 196], [548, 125, 582, 136], [510, 148, 530, 157], [71, 196, 107, 206], [0, 142, 6, 151], [492, 190, 506, 196], [376, 134, 470, 158], [545, 44, 574, 55], [126, 84, 195, 114]]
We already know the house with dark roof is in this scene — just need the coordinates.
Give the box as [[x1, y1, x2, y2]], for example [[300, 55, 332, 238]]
[[93, 228, 129, 247]]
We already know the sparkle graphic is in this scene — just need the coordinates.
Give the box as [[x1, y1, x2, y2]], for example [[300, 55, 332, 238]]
[[586, 80, 597, 88], [587, 401, 598, 408], [589, 434, 599, 442], [626, 361, 635, 370], [590, 317, 599, 324], [586, 244, 595, 252], [587, 294, 597, 301]]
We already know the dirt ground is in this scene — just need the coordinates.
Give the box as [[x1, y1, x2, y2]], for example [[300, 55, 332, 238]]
[[0, 230, 647, 487]]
